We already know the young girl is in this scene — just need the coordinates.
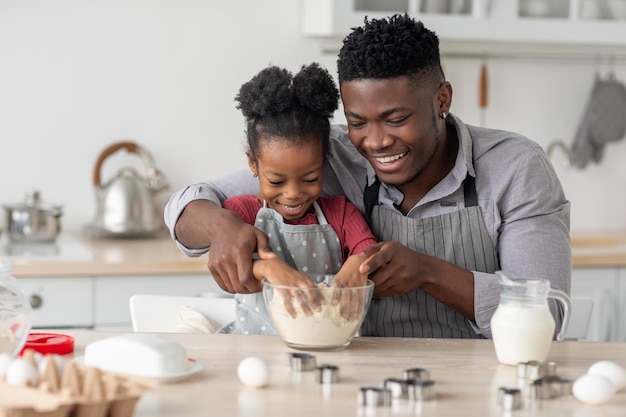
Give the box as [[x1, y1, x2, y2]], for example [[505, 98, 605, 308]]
[[219, 63, 377, 335]]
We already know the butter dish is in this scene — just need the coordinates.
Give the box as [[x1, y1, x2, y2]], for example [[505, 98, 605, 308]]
[[81, 333, 202, 382]]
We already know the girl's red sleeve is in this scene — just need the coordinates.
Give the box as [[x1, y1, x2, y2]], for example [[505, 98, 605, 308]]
[[223, 195, 259, 225], [320, 196, 378, 261]]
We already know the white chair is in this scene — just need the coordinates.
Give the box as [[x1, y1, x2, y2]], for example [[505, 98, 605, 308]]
[[129, 294, 236, 333], [563, 296, 594, 340]]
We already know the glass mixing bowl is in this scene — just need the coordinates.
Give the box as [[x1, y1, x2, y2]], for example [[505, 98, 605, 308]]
[[262, 275, 374, 351]]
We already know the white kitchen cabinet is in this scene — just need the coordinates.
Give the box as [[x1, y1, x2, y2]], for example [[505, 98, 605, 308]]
[[570, 267, 620, 341], [19, 277, 94, 328], [93, 274, 230, 330], [19, 269, 624, 336], [303, 0, 626, 54], [19, 273, 230, 331], [10, 233, 225, 331]]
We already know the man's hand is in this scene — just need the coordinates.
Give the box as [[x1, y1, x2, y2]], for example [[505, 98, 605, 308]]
[[358, 242, 424, 298], [175, 200, 276, 294], [208, 218, 276, 294], [358, 241, 476, 321]]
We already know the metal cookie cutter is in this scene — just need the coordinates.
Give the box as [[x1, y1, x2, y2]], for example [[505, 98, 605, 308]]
[[402, 367, 431, 382], [384, 378, 411, 399], [358, 387, 392, 407], [529, 375, 574, 400], [316, 364, 339, 384], [288, 352, 317, 372], [408, 379, 436, 401], [497, 387, 522, 411], [517, 361, 557, 381]]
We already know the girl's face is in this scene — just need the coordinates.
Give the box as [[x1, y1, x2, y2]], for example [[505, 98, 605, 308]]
[[249, 137, 324, 221]]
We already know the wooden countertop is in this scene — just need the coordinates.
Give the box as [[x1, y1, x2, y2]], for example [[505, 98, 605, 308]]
[[571, 232, 626, 268], [55, 330, 626, 416], [7, 232, 207, 277], [7, 230, 626, 278]]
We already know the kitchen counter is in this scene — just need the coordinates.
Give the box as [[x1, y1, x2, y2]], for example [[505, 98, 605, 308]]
[[3, 232, 222, 330], [51, 330, 626, 416], [4, 231, 624, 336], [6, 232, 207, 277], [571, 232, 626, 268], [5, 231, 626, 278]]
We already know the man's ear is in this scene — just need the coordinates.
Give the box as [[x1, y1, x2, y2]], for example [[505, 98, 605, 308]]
[[436, 81, 452, 114]]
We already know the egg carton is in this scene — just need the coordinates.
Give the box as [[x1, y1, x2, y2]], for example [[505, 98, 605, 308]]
[[0, 350, 151, 417]]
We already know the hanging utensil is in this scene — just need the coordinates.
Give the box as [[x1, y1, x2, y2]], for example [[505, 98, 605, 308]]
[[478, 61, 488, 127]]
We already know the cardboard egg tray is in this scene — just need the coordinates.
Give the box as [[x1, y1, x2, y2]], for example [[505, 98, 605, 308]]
[[0, 350, 151, 417]]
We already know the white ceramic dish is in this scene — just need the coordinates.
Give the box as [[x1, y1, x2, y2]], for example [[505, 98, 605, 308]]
[[79, 333, 202, 383], [74, 356, 202, 383]]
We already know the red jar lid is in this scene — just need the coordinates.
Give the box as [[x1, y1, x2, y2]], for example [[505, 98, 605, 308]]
[[20, 332, 75, 355]]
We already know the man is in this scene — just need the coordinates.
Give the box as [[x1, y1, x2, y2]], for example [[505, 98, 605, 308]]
[[165, 14, 571, 339]]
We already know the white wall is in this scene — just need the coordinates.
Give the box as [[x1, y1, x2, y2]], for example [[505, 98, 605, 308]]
[[0, 0, 321, 231], [442, 57, 626, 233], [1, 0, 625, 234]]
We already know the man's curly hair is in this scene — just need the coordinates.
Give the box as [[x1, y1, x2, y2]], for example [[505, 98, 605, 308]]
[[337, 14, 444, 87], [236, 63, 339, 161]]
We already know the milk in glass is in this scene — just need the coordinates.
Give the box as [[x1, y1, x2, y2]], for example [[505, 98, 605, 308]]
[[491, 303, 555, 365], [490, 271, 571, 366]]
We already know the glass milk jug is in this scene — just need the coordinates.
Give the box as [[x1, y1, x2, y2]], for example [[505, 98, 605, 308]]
[[490, 271, 571, 366], [0, 259, 32, 358]]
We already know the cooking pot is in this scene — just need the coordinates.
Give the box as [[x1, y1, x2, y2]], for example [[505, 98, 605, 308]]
[[4, 190, 63, 243], [90, 141, 169, 237]]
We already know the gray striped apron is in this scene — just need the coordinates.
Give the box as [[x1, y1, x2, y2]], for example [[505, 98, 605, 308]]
[[218, 201, 343, 335], [360, 176, 499, 338]]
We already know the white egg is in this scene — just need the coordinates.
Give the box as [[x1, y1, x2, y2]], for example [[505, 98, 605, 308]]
[[588, 360, 626, 391], [5, 358, 39, 387], [237, 356, 270, 388], [573, 374, 615, 405]]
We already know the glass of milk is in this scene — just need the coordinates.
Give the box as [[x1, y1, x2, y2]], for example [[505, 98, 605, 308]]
[[490, 271, 571, 366]]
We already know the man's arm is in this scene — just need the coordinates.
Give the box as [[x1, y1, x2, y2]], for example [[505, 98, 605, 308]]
[[164, 169, 270, 293], [176, 199, 279, 293], [474, 145, 571, 339], [164, 168, 260, 254]]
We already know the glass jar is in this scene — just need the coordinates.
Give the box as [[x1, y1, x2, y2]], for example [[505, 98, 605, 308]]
[[0, 259, 32, 358]]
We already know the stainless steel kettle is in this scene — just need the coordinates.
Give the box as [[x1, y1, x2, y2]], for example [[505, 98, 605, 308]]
[[91, 141, 169, 237]]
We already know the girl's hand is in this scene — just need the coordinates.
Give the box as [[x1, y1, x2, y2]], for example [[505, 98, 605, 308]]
[[333, 253, 369, 288], [331, 253, 370, 321], [253, 259, 323, 317]]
